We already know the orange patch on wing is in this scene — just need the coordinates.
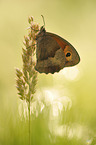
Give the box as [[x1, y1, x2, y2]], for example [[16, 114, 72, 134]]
[[47, 32, 68, 49]]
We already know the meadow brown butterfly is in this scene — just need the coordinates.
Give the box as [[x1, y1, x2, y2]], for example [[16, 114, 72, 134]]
[[35, 15, 80, 74]]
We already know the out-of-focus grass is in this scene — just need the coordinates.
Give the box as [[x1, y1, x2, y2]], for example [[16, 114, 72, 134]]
[[0, 0, 96, 145], [0, 103, 90, 145]]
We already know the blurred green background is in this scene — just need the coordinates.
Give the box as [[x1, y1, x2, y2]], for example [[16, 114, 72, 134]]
[[0, 0, 96, 145]]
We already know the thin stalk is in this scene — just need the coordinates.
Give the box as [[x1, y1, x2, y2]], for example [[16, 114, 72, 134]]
[[28, 82, 31, 145], [29, 100, 31, 145]]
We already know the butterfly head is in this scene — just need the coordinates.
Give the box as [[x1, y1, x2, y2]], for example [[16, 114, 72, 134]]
[[36, 26, 46, 40]]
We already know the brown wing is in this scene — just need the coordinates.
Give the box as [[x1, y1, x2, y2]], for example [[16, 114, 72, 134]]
[[47, 32, 80, 67], [36, 31, 80, 74], [36, 33, 60, 61], [47, 32, 75, 50], [35, 48, 66, 74]]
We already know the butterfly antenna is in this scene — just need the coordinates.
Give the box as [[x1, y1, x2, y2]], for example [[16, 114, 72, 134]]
[[41, 15, 45, 27]]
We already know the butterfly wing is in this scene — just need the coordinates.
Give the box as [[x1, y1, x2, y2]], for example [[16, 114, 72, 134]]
[[47, 32, 80, 67], [36, 32, 60, 61], [35, 48, 66, 74], [36, 29, 80, 74]]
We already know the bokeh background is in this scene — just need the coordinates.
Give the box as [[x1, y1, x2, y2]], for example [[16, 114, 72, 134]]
[[0, 0, 96, 145]]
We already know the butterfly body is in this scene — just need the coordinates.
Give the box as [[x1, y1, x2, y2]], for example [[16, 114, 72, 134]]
[[35, 27, 80, 74]]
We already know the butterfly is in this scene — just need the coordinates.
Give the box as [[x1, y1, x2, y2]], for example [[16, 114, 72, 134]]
[[35, 16, 80, 74]]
